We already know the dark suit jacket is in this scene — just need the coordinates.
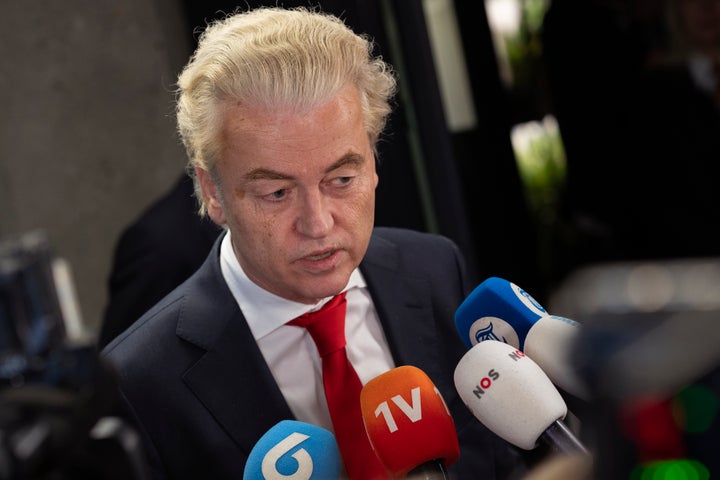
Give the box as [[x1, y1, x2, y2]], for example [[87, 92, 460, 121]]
[[102, 227, 526, 479]]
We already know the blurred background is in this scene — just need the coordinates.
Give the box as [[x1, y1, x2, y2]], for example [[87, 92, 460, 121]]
[[1, 0, 719, 478]]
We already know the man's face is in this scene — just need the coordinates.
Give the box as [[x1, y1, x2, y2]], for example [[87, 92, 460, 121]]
[[197, 83, 378, 304]]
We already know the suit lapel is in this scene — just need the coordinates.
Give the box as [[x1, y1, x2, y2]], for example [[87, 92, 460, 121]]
[[182, 316, 295, 457], [360, 233, 445, 382], [175, 236, 294, 457]]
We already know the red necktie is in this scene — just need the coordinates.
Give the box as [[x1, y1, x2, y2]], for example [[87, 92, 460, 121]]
[[289, 292, 387, 480]]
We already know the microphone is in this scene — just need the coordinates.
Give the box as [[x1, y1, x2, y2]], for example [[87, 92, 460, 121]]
[[453, 340, 588, 455], [455, 276, 547, 350], [360, 365, 459, 479], [454, 276, 587, 399], [243, 420, 340, 480]]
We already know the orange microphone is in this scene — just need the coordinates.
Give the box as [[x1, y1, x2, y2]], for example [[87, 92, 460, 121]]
[[360, 365, 460, 479]]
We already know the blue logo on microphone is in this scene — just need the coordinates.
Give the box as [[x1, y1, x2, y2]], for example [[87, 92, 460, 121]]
[[518, 288, 544, 312], [474, 322, 508, 344], [468, 317, 521, 349]]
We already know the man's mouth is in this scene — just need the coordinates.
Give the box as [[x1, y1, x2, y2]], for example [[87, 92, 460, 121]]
[[305, 250, 335, 261]]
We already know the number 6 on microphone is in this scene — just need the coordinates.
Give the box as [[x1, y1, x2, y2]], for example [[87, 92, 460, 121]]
[[243, 420, 340, 480]]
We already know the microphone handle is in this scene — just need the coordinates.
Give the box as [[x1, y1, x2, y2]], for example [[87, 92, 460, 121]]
[[541, 420, 589, 455], [406, 460, 450, 479]]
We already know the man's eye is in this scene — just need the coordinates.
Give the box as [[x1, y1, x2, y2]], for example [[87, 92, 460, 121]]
[[266, 189, 287, 200], [333, 176, 352, 186]]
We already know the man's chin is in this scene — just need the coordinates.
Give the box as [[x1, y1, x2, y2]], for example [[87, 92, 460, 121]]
[[295, 275, 351, 303]]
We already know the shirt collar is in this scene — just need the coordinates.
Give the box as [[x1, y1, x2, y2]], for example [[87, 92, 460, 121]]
[[219, 231, 366, 340]]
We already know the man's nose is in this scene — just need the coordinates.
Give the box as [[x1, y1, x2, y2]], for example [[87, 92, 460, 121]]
[[295, 189, 333, 238]]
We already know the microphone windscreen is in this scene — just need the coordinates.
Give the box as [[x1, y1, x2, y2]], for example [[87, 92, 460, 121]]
[[525, 315, 587, 399], [455, 277, 547, 350], [243, 420, 340, 480], [453, 340, 567, 450], [360, 365, 460, 477]]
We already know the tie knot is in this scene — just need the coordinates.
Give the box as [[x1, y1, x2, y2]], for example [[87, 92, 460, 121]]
[[289, 292, 348, 357]]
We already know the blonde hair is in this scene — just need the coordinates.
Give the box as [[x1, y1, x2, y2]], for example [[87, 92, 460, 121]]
[[175, 6, 397, 215]]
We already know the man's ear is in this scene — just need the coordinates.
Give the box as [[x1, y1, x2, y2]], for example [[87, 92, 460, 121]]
[[196, 167, 226, 226]]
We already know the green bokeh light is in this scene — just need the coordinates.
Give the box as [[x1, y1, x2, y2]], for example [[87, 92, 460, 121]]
[[674, 385, 719, 434], [631, 459, 710, 480]]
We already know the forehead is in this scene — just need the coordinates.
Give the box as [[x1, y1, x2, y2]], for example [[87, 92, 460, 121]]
[[218, 84, 369, 170]]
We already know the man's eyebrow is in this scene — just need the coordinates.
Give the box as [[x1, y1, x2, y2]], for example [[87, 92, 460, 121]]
[[324, 153, 364, 174], [243, 169, 293, 181], [243, 153, 365, 181]]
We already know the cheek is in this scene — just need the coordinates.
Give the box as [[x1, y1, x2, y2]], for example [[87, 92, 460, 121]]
[[229, 202, 275, 245], [254, 211, 291, 252], [360, 176, 377, 209], [237, 220, 281, 267], [345, 187, 376, 229]]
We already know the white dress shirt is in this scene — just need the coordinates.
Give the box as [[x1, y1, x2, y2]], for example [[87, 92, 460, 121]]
[[219, 231, 396, 433]]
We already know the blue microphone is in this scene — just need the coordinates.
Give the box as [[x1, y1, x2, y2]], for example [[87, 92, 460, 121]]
[[243, 420, 340, 480], [454, 277, 587, 399], [455, 276, 548, 350]]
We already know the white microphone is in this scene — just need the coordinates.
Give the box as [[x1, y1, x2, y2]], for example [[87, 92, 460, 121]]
[[524, 314, 587, 400], [453, 340, 588, 454]]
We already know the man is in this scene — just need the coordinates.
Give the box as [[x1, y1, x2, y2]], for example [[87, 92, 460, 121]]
[[103, 6, 525, 479]]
